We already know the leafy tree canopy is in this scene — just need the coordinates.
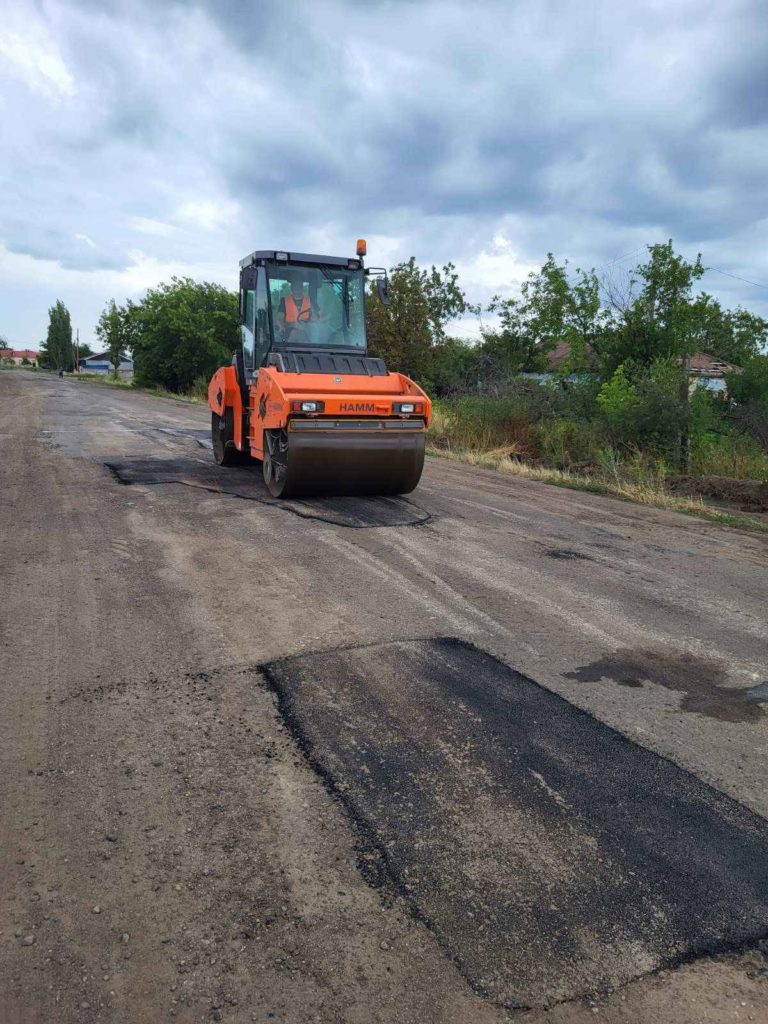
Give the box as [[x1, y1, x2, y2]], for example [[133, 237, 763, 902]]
[[95, 298, 135, 377], [127, 277, 239, 392], [366, 258, 469, 386]]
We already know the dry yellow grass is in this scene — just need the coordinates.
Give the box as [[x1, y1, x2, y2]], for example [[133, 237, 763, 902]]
[[426, 444, 768, 533]]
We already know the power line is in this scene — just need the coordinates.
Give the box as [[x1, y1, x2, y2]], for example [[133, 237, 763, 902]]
[[594, 245, 768, 292], [704, 267, 768, 291], [596, 245, 647, 271]]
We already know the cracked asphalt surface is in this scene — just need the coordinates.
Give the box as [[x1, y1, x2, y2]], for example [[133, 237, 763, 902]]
[[2, 371, 767, 1024]]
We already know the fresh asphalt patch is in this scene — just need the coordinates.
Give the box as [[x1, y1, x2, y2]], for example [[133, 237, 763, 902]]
[[261, 638, 768, 1010], [104, 457, 430, 528]]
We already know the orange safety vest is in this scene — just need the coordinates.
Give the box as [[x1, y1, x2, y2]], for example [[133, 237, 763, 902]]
[[284, 294, 312, 323]]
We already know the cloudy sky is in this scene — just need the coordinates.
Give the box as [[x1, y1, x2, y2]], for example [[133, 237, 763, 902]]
[[1, 0, 767, 348]]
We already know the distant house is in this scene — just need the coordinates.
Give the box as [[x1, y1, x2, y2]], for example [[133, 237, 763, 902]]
[[535, 343, 740, 393], [1, 348, 39, 366], [78, 351, 133, 377], [686, 352, 741, 393], [546, 340, 594, 372]]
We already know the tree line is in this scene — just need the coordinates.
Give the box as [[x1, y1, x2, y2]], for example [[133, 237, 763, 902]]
[[364, 242, 767, 393], [37, 240, 767, 473]]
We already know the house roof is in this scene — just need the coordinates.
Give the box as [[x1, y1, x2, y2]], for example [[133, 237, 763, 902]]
[[81, 351, 131, 362], [1, 348, 39, 359], [687, 352, 740, 375], [547, 340, 578, 369], [545, 342, 740, 376]]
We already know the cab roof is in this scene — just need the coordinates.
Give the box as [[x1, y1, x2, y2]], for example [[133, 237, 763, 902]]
[[239, 250, 361, 270]]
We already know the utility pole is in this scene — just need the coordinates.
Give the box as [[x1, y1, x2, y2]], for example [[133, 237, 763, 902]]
[[75, 328, 79, 372], [679, 352, 690, 473]]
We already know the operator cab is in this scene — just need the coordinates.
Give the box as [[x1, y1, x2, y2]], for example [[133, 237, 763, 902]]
[[237, 249, 388, 378]]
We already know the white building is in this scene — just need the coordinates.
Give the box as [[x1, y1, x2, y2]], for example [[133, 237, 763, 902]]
[[79, 351, 133, 377]]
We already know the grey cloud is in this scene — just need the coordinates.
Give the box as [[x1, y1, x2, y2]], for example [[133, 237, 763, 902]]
[[1, 0, 767, 347]]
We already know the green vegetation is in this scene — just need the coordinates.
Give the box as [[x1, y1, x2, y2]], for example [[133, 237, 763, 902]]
[[102, 277, 238, 392], [40, 300, 75, 371], [95, 299, 130, 379], [64, 239, 766, 520], [368, 242, 768, 503]]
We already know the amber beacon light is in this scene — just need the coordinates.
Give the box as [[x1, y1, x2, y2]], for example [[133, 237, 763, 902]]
[[356, 238, 367, 256]]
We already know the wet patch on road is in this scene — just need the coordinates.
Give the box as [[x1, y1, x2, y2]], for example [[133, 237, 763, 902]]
[[262, 637, 768, 1010], [565, 649, 767, 723], [104, 458, 430, 529]]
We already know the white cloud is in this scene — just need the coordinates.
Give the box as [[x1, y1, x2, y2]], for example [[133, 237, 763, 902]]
[[0, 12, 76, 100], [129, 217, 175, 238], [454, 231, 539, 301], [175, 198, 240, 231]]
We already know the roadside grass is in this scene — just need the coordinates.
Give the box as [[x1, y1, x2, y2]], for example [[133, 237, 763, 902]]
[[57, 370, 206, 405], [427, 443, 768, 533]]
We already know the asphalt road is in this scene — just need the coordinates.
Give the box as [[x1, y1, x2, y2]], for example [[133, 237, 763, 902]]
[[2, 370, 767, 1024]]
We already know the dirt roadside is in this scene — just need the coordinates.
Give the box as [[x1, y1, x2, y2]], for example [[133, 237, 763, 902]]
[[1, 371, 767, 1024]]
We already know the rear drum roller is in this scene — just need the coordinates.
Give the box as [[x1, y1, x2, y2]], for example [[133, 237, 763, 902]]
[[212, 409, 245, 466], [263, 428, 294, 497]]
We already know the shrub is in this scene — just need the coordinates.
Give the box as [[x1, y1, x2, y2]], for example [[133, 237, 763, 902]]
[[597, 359, 686, 457], [189, 375, 210, 401], [538, 419, 602, 468], [430, 395, 541, 456], [726, 354, 768, 450], [690, 433, 768, 480]]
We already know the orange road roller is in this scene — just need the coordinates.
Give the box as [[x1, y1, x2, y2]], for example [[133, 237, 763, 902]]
[[208, 242, 431, 498]]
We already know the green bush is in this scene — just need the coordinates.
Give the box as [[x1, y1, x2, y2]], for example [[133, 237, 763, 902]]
[[538, 419, 601, 468], [431, 394, 541, 455], [597, 359, 686, 457], [131, 277, 238, 393], [726, 354, 768, 450], [190, 375, 211, 401], [690, 432, 768, 480]]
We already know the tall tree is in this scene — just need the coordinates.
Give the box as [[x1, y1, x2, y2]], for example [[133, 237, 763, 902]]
[[688, 296, 767, 366], [40, 300, 74, 371], [366, 258, 469, 385], [95, 298, 129, 378], [481, 255, 609, 382], [599, 241, 706, 374]]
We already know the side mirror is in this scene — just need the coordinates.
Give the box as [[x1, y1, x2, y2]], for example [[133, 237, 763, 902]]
[[376, 276, 390, 306]]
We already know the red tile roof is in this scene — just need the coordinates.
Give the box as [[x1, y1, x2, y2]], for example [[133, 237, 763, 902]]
[[1, 349, 39, 359]]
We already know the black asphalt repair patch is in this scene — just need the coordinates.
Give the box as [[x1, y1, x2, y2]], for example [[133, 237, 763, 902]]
[[261, 638, 768, 1010], [104, 458, 430, 528]]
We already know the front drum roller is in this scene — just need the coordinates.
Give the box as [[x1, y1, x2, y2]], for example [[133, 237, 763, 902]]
[[262, 425, 426, 499]]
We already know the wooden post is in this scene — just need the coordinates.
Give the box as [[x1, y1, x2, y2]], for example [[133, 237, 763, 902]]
[[679, 353, 690, 473]]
